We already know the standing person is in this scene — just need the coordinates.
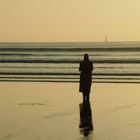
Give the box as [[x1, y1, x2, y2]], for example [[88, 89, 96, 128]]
[[79, 54, 93, 100]]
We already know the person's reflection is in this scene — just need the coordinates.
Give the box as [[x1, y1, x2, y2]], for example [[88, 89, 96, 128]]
[[79, 99, 93, 137]]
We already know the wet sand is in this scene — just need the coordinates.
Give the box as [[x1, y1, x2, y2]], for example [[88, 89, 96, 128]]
[[0, 82, 140, 140]]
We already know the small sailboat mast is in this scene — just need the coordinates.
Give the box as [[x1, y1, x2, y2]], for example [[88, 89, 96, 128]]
[[105, 35, 108, 43]]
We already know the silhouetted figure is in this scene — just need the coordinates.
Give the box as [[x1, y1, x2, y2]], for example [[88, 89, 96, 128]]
[[79, 54, 93, 100], [79, 100, 93, 137]]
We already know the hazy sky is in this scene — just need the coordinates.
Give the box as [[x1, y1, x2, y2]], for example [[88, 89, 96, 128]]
[[0, 0, 140, 42]]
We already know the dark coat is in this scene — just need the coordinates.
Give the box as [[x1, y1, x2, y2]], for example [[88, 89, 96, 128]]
[[79, 60, 93, 94]]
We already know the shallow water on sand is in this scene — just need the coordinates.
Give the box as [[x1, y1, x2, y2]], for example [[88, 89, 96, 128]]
[[0, 83, 140, 140]]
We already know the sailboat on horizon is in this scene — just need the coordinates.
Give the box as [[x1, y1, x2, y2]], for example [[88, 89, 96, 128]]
[[105, 35, 108, 43]]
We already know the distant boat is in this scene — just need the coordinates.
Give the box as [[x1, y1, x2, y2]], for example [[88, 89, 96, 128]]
[[105, 36, 108, 43]]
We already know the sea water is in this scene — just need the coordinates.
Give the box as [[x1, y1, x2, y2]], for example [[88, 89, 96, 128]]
[[0, 42, 140, 83]]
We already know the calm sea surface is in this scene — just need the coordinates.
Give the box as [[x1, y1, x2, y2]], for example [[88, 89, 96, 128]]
[[1, 42, 140, 83]]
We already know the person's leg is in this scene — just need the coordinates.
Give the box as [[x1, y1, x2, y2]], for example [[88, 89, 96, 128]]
[[86, 94, 89, 100], [85, 84, 91, 100], [86, 91, 90, 100], [83, 92, 86, 101]]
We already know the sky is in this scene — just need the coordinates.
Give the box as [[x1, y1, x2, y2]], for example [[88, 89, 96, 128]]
[[0, 0, 140, 42]]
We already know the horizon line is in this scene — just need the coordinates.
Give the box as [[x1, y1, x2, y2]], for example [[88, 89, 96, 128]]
[[1, 40, 140, 43]]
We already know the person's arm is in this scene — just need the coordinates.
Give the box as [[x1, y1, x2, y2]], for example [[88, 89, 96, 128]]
[[79, 62, 82, 71], [90, 61, 93, 71]]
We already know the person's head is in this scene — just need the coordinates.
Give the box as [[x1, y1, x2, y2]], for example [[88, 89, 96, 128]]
[[84, 53, 89, 61]]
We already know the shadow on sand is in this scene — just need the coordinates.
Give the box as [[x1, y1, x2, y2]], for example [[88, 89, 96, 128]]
[[79, 99, 93, 138]]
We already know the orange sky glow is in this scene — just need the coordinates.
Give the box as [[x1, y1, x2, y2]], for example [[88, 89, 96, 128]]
[[0, 0, 140, 42]]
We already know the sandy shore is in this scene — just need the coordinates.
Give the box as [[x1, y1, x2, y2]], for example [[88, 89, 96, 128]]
[[0, 82, 140, 140]]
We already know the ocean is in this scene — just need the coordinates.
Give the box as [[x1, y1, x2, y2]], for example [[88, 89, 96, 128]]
[[0, 42, 140, 83]]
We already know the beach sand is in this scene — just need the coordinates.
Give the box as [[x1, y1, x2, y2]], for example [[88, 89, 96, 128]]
[[0, 82, 140, 140]]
